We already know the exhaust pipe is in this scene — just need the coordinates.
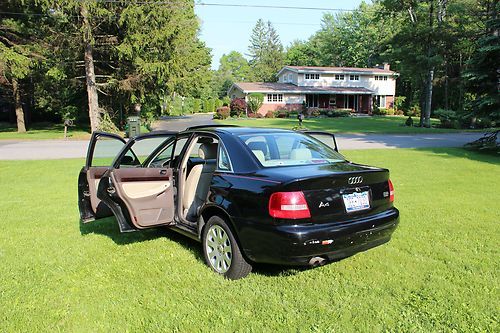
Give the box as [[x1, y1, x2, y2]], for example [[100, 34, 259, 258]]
[[309, 256, 327, 267]]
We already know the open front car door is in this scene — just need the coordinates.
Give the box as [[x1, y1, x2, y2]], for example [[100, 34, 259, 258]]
[[303, 130, 339, 152], [78, 132, 128, 223], [95, 132, 178, 232]]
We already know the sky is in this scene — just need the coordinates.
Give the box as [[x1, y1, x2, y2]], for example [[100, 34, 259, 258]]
[[194, 0, 366, 69]]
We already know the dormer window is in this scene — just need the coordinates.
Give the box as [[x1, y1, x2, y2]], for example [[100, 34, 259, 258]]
[[334, 74, 345, 80], [349, 75, 359, 81], [305, 73, 320, 80]]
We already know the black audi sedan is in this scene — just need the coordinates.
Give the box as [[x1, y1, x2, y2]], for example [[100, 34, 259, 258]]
[[78, 125, 399, 279]]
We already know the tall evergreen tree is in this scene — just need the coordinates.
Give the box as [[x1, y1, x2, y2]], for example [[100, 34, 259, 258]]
[[0, 0, 48, 132], [464, 0, 500, 121], [1, 0, 213, 131], [247, 19, 284, 82]]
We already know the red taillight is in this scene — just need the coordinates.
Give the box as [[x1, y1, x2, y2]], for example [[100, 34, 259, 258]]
[[269, 191, 311, 219], [388, 179, 395, 202]]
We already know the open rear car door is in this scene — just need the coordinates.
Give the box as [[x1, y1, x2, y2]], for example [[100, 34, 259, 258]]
[[95, 132, 178, 232], [78, 132, 127, 223]]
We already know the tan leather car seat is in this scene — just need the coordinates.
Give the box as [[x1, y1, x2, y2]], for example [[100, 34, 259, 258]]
[[183, 143, 218, 219], [247, 141, 268, 164], [290, 148, 312, 160]]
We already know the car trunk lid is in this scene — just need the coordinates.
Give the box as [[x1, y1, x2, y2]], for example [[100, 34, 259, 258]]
[[268, 162, 393, 223]]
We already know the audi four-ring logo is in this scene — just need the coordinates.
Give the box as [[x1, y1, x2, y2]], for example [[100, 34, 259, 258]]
[[348, 176, 363, 184]]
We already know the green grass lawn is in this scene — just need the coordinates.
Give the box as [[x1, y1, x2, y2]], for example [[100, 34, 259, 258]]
[[0, 122, 150, 140], [0, 149, 498, 331], [216, 116, 465, 134], [0, 122, 91, 140]]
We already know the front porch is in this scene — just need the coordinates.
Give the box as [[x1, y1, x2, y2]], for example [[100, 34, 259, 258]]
[[305, 93, 372, 114]]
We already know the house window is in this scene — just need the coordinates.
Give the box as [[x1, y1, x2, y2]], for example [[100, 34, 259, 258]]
[[334, 74, 345, 80], [375, 95, 386, 108], [267, 94, 283, 103], [374, 75, 388, 81], [305, 73, 320, 80], [288, 73, 293, 82], [349, 75, 359, 81]]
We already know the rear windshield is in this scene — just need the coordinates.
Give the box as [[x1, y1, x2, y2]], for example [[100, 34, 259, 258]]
[[238, 132, 345, 167]]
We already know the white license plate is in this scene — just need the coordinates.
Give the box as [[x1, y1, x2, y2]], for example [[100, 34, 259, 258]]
[[342, 191, 370, 213]]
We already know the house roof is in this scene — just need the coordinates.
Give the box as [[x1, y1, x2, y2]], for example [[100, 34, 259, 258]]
[[279, 65, 397, 75], [230, 82, 374, 95]]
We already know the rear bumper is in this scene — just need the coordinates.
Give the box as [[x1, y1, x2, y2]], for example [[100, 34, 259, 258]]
[[236, 208, 399, 265]]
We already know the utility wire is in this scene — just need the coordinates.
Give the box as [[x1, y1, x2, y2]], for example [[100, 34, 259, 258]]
[[73, 0, 357, 12]]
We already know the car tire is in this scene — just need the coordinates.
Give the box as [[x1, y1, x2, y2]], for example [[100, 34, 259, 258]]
[[202, 215, 252, 280]]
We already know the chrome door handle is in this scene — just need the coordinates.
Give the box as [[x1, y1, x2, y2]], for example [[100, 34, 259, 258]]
[[159, 169, 167, 175], [107, 187, 116, 194]]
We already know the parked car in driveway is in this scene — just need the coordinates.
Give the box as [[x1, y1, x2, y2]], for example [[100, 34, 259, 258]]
[[78, 125, 399, 279]]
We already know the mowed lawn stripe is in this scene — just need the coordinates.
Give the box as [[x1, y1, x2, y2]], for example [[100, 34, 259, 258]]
[[0, 148, 498, 332]]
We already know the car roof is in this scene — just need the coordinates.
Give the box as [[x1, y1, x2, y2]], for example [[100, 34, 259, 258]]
[[185, 125, 295, 135]]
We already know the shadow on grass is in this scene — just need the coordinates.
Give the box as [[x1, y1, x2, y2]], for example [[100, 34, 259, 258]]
[[78, 215, 359, 278], [251, 263, 308, 277], [79, 217, 205, 260], [417, 147, 500, 165], [252, 256, 348, 277], [80, 217, 324, 277]]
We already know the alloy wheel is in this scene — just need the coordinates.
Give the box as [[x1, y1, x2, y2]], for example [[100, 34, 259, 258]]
[[205, 225, 232, 273]]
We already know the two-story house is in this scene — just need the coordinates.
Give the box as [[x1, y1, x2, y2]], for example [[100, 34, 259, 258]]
[[227, 64, 398, 115]]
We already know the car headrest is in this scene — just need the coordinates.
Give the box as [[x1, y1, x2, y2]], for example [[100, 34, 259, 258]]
[[247, 141, 268, 155], [290, 148, 312, 160], [198, 143, 218, 160]]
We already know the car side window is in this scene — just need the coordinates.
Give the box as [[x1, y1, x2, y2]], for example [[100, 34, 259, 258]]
[[148, 141, 175, 168], [92, 136, 127, 167], [119, 137, 168, 168], [217, 144, 232, 171], [171, 137, 189, 166], [149, 136, 188, 168]]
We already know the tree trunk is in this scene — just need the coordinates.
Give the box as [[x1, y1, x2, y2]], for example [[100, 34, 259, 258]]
[[425, 69, 434, 127], [444, 59, 449, 110], [80, 4, 100, 132], [422, 0, 435, 128], [12, 79, 26, 133], [491, 0, 500, 95], [459, 52, 464, 112], [419, 76, 426, 126]]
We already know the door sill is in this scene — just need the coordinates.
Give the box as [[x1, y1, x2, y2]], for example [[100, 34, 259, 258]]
[[168, 223, 199, 241]]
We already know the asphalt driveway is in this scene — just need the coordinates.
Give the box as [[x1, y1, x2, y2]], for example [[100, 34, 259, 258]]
[[0, 114, 487, 160]]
